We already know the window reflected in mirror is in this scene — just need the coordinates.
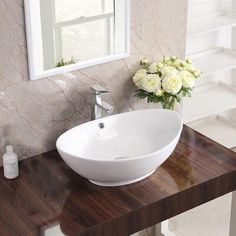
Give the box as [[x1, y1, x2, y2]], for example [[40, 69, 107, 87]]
[[25, 0, 130, 80]]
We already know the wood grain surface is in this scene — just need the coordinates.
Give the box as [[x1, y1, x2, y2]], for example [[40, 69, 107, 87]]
[[0, 125, 236, 236]]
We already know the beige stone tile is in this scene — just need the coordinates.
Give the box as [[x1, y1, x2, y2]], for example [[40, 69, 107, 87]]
[[0, 0, 188, 164]]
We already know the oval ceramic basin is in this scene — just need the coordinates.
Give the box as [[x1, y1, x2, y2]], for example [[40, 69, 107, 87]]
[[56, 109, 183, 186]]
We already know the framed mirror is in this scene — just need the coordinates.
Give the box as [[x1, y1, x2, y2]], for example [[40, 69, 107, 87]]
[[24, 0, 130, 80]]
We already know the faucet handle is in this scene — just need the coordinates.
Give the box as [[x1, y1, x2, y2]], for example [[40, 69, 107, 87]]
[[90, 84, 109, 95]]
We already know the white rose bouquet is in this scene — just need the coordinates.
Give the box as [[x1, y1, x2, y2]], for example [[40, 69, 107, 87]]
[[133, 56, 201, 110]]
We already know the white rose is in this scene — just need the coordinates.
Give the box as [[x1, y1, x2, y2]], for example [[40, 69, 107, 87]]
[[141, 74, 162, 93], [166, 60, 173, 66], [193, 69, 201, 78], [162, 74, 182, 94], [157, 62, 164, 69], [186, 58, 193, 64], [133, 69, 147, 87], [172, 59, 182, 68], [170, 56, 177, 60], [161, 66, 178, 78], [155, 89, 164, 96], [141, 58, 150, 65], [148, 63, 158, 73], [180, 71, 195, 88], [185, 63, 195, 73]]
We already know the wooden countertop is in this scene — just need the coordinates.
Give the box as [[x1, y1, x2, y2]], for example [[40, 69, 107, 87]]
[[1, 125, 236, 236]]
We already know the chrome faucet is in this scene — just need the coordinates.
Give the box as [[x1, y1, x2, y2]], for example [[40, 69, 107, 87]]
[[90, 84, 114, 120]]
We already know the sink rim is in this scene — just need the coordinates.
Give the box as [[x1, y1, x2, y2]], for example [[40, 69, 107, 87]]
[[56, 109, 183, 162]]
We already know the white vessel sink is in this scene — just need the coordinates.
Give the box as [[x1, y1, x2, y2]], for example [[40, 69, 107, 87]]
[[56, 109, 183, 186]]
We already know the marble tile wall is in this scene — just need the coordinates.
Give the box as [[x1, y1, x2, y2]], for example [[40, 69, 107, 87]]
[[0, 0, 188, 164]]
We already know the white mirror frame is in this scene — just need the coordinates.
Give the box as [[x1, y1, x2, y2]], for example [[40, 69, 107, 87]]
[[24, 0, 130, 80]]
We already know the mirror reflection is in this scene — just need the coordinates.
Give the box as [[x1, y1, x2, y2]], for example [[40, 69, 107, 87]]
[[25, 0, 129, 79]]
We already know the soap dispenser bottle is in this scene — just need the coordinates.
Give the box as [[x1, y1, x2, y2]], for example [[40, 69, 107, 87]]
[[3, 145, 19, 179]]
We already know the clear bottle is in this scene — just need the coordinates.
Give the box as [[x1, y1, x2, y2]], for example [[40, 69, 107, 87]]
[[3, 145, 19, 179]]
